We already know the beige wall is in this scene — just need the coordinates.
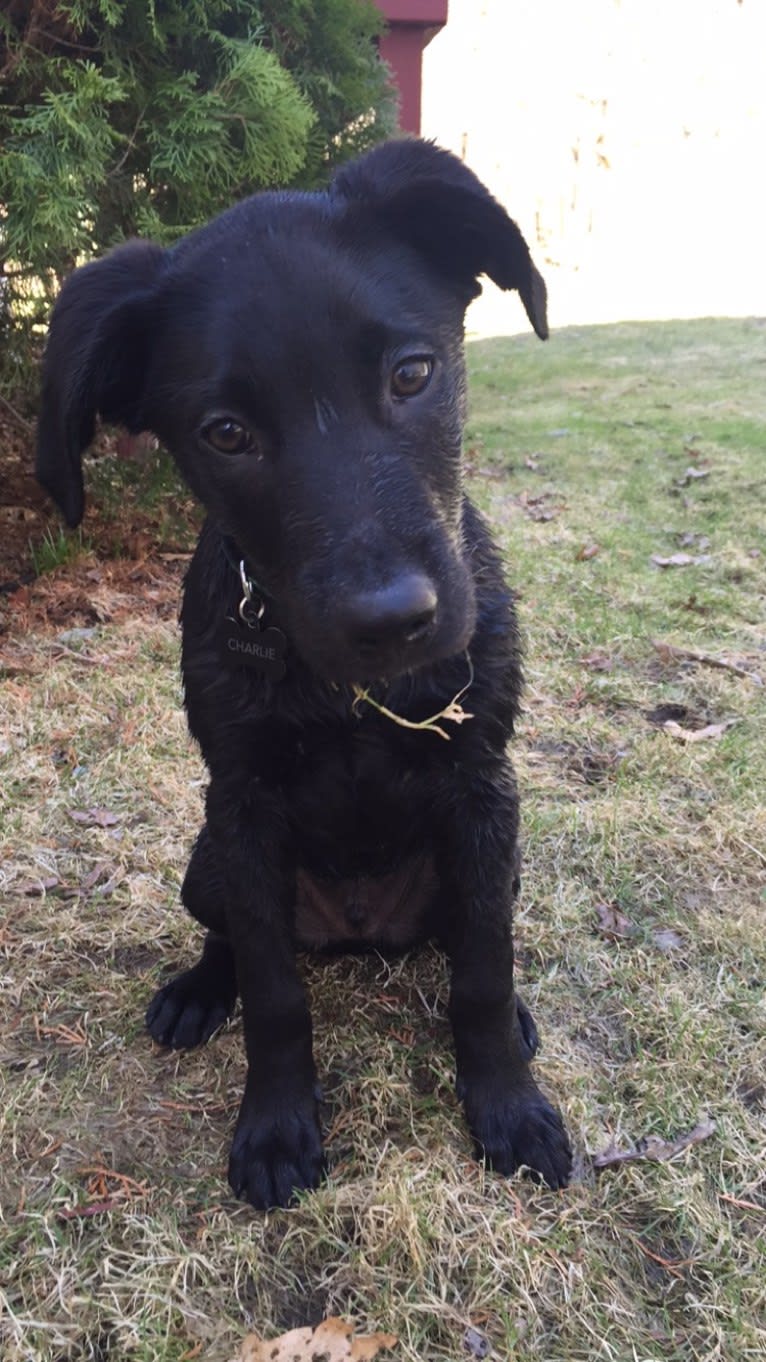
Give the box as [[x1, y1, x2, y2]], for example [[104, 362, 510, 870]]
[[421, 0, 766, 336]]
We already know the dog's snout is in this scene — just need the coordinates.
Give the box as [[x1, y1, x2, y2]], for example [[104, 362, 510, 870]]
[[343, 573, 437, 653]]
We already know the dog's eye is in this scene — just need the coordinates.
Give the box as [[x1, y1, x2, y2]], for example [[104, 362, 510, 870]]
[[202, 418, 254, 454], [391, 357, 433, 399]]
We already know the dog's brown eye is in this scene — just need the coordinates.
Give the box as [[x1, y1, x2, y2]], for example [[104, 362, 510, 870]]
[[202, 418, 253, 454], [391, 357, 433, 399]]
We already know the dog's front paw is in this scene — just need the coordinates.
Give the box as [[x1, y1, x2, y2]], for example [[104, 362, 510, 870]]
[[462, 1077, 572, 1190], [228, 1095, 325, 1210], [146, 962, 236, 1049]]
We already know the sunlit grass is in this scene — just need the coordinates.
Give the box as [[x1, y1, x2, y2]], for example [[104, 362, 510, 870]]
[[1, 319, 764, 1361]]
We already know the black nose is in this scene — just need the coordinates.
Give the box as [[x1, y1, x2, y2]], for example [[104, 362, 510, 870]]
[[343, 573, 437, 653]]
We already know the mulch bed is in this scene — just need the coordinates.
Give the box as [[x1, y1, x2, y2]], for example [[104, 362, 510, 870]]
[[1, 412, 197, 638]]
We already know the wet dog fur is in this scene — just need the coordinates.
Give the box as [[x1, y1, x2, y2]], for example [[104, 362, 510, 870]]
[[37, 138, 572, 1208]]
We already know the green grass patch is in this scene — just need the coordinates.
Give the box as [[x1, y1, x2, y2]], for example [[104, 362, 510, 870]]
[[1, 319, 764, 1361], [86, 441, 200, 553], [28, 524, 93, 576]]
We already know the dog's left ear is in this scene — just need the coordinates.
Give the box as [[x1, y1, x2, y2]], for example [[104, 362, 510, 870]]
[[36, 239, 166, 527], [333, 138, 548, 338]]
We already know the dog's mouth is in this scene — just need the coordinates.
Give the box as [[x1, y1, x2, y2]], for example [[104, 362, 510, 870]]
[[333, 617, 439, 685], [290, 607, 476, 688], [349, 651, 476, 740]]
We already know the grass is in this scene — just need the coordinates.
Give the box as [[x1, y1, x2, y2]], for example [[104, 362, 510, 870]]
[[28, 526, 92, 577], [1, 317, 765, 1362], [85, 440, 200, 556], [25, 440, 200, 581]]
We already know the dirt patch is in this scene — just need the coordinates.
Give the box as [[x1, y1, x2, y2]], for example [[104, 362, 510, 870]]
[[0, 412, 200, 626], [0, 556, 188, 653], [527, 736, 627, 787], [0, 412, 48, 590], [0, 421, 201, 646]]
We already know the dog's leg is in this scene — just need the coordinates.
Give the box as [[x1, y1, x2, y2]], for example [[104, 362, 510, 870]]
[[436, 762, 572, 1189], [206, 780, 324, 1211], [146, 930, 237, 1048], [180, 822, 229, 935], [145, 826, 237, 1048]]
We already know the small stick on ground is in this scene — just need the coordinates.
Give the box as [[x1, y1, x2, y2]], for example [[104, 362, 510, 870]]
[[652, 638, 763, 685], [0, 391, 34, 437]]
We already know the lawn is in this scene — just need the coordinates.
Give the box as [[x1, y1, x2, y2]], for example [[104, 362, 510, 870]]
[[1, 317, 764, 1361]]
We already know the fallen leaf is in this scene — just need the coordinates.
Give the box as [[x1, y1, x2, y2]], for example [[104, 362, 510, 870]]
[[676, 467, 710, 487], [463, 1326, 491, 1358], [652, 927, 684, 954], [652, 552, 693, 567], [680, 593, 709, 614], [576, 543, 600, 561], [595, 902, 637, 941], [15, 875, 59, 896], [581, 650, 613, 672], [592, 1118, 716, 1169], [515, 489, 564, 523], [80, 862, 117, 892], [68, 808, 120, 827], [651, 553, 710, 568], [233, 1317, 398, 1362], [678, 532, 711, 550], [662, 719, 737, 743], [55, 627, 98, 648]]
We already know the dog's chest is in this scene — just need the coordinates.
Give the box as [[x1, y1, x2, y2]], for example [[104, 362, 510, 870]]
[[293, 854, 438, 949], [285, 723, 439, 948]]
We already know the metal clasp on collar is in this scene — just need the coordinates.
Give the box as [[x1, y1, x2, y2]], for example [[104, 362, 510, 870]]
[[238, 559, 265, 628]]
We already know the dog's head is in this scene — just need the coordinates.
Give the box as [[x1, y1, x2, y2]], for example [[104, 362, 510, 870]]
[[37, 139, 547, 683]]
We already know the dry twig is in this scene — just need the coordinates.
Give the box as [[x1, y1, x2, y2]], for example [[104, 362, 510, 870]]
[[652, 638, 762, 685]]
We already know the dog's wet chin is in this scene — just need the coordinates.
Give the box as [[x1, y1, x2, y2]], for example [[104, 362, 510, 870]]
[[291, 608, 477, 686]]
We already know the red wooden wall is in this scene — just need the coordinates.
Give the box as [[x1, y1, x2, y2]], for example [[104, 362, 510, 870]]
[[376, 1, 449, 134]]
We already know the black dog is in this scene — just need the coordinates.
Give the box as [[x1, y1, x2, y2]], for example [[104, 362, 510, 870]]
[[37, 138, 572, 1208]]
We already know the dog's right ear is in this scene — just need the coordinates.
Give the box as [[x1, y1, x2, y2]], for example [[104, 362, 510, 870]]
[[36, 240, 166, 527], [333, 138, 548, 339]]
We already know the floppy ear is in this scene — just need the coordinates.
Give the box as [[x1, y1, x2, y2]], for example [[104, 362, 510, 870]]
[[333, 138, 548, 339], [36, 239, 166, 527]]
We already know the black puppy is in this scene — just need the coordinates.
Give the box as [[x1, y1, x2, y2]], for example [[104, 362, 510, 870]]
[[37, 138, 572, 1209]]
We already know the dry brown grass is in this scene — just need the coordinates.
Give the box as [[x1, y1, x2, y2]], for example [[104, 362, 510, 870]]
[[1, 319, 764, 1361]]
